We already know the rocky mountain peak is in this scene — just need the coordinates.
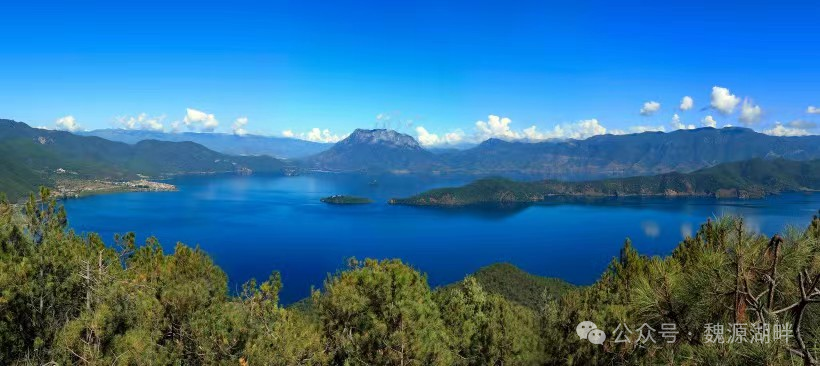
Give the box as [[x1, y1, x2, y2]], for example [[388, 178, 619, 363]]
[[339, 129, 421, 149]]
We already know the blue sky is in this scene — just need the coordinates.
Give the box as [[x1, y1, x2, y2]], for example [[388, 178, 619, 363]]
[[1, 0, 818, 144]]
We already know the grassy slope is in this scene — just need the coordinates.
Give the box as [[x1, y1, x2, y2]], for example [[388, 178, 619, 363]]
[[393, 158, 820, 206]]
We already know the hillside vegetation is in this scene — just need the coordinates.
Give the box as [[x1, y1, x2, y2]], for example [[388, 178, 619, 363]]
[[441, 262, 575, 310], [0, 119, 286, 201], [393, 158, 820, 206], [2, 189, 820, 365]]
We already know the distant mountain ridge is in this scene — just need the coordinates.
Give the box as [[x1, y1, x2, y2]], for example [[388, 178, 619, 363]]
[[303, 127, 820, 179], [0, 119, 286, 200], [440, 127, 820, 179], [81, 129, 330, 159]]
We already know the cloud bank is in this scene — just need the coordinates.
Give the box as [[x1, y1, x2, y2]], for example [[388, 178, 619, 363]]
[[183, 108, 219, 132], [763, 122, 811, 136], [115, 113, 165, 131], [55, 115, 81, 132], [710, 86, 740, 114], [640, 101, 661, 116], [670, 114, 695, 130], [701, 115, 717, 128], [739, 98, 762, 125], [679, 96, 694, 111], [282, 128, 345, 143], [232, 117, 248, 136]]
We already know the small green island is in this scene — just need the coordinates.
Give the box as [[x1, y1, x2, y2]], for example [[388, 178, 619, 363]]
[[320, 195, 373, 205]]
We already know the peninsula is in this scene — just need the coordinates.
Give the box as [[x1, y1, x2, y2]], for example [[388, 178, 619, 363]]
[[391, 158, 820, 207]]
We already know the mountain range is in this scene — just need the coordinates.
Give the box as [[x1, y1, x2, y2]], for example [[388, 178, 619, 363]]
[[303, 127, 820, 179], [0, 119, 286, 200], [3, 119, 820, 201], [81, 129, 330, 159]]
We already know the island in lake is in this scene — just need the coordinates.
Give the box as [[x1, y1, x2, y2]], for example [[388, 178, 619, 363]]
[[320, 195, 373, 205]]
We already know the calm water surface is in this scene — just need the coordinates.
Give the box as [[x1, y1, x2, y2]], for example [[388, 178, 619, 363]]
[[63, 174, 820, 303]]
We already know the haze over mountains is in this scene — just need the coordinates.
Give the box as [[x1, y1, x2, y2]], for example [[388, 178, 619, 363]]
[[82, 129, 330, 159]]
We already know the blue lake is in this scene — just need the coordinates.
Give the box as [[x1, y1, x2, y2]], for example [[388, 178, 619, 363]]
[[63, 174, 820, 304]]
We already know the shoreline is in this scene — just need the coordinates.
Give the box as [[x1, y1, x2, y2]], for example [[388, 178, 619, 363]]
[[389, 189, 820, 208], [53, 179, 178, 200]]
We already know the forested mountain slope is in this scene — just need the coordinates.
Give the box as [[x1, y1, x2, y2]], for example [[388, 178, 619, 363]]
[[393, 158, 820, 206], [0, 119, 286, 200]]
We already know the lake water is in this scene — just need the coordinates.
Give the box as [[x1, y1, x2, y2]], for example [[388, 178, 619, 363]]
[[63, 174, 820, 304]]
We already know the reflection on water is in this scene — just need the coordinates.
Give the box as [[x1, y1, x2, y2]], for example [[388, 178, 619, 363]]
[[63, 173, 820, 304]]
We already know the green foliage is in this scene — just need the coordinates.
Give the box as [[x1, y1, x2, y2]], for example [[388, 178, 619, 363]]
[[313, 258, 451, 365], [0, 189, 321, 364], [442, 262, 574, 311], [435, 276, 540, 365], [2, 188, 820, 365]]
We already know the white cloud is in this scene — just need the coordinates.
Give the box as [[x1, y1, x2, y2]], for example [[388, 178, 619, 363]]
[[55, 115, 82, 132], [115, 113, 165, 131], [679, 96, 694, 111], [415, 126, 465, 146], [415, 126, 440, 146], [738, 98, 762, 125], [640, 101, 661, 116], [523, 119, 608, 140], [522, 125, 547, 140], [808, 106, 819, 114], [710, 86, 740, 114], [701, 115, 717, 128], [306, 128, 344, 143], [170, 121, 183, 133], [763, 122, 811, 136], [786, 120, 817, 130], [629, 125, 666, 133], [232, 117, 248, 136], [282, 128, 345, 143], [444, 130, 465, 144], [475, 115, 521, 140], [418, 115, 612, 144], [669, 113, 695, 130], [183, 108, 219, 132]]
